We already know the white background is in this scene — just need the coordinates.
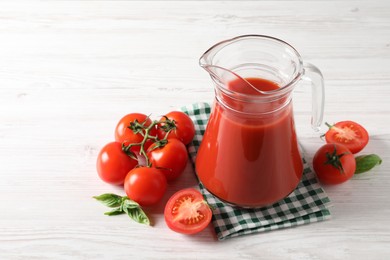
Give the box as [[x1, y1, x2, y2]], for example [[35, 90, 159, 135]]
[[0, 1, 389, 259]]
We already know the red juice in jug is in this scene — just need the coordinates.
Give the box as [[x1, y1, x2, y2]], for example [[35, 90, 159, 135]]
[[195, 77, 303, 207]]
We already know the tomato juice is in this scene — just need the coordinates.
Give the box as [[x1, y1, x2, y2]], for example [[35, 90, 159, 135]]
[[195, 77, 303, 207]]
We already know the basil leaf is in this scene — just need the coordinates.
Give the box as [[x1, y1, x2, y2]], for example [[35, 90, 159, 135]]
[[93, 193, 123, 208], [126, 207, 151, 225], [104, 207, 125, 216], [355, 154, 382, 174], [120, 197, 150, 225], [122, 198, 140, 210], [94, 194, 150, 225]]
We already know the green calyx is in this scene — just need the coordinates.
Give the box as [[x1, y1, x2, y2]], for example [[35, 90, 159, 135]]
[[324, 145, 348, 174], [128, 119, 146, 135], [159, 116, 177, 133]]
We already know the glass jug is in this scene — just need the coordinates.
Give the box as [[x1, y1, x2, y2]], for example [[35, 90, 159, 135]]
[[196, 35, 324, 208]]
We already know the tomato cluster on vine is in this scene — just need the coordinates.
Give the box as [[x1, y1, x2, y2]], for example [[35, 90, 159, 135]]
[[96, 111, 195, 206]]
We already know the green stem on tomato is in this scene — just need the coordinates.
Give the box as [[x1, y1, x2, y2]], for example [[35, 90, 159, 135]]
[[325, 122, 333, 129], [138, 121, 158, 167], [147, 134, 159, 142], [162, 128, 173, 141], [122, 117, 175, 167], [121, 142, 139, 160]]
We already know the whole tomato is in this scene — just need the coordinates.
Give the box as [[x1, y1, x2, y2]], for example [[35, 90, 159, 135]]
[[147, 138, 188, 181], [96, 142, 138, 185], [124, 167, 167, 206], [115, 113, 157, 153], [157, 111, 195, 145], [313, 143, 356, 185]]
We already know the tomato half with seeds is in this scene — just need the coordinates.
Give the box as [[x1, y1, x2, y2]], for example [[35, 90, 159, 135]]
[[164, 188, 212, 235], [324, 121, 369, 154]]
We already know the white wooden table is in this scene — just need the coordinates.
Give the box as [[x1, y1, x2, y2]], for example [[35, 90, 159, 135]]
[[1, 1, 389, 259]]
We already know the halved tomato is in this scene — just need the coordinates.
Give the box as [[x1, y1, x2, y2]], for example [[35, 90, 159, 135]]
[[324, 121, 369, 154], [164, 188, 212, 235]]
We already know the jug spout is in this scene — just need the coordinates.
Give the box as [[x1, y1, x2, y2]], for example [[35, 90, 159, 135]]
[[199, 62, 264, 96], [199, 49, 246, 87], [200, 63, 241, 87], [199, 39, 279, 96]]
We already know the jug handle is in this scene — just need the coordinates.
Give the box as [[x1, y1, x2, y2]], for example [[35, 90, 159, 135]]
[[302, 62, 325, 132]]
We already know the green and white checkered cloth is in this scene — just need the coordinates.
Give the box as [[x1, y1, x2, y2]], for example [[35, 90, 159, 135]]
[[181, 102, 331, 241]]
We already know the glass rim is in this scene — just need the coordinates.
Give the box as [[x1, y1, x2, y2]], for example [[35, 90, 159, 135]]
[[199, 34, 304, 99]]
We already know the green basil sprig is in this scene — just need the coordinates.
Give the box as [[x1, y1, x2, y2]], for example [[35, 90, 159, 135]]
[[355, 154, 382, 174], [93, 193, 150, 225]]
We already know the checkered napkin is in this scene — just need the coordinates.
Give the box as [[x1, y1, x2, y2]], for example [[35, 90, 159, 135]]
[[181, 102, 331, 240]]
